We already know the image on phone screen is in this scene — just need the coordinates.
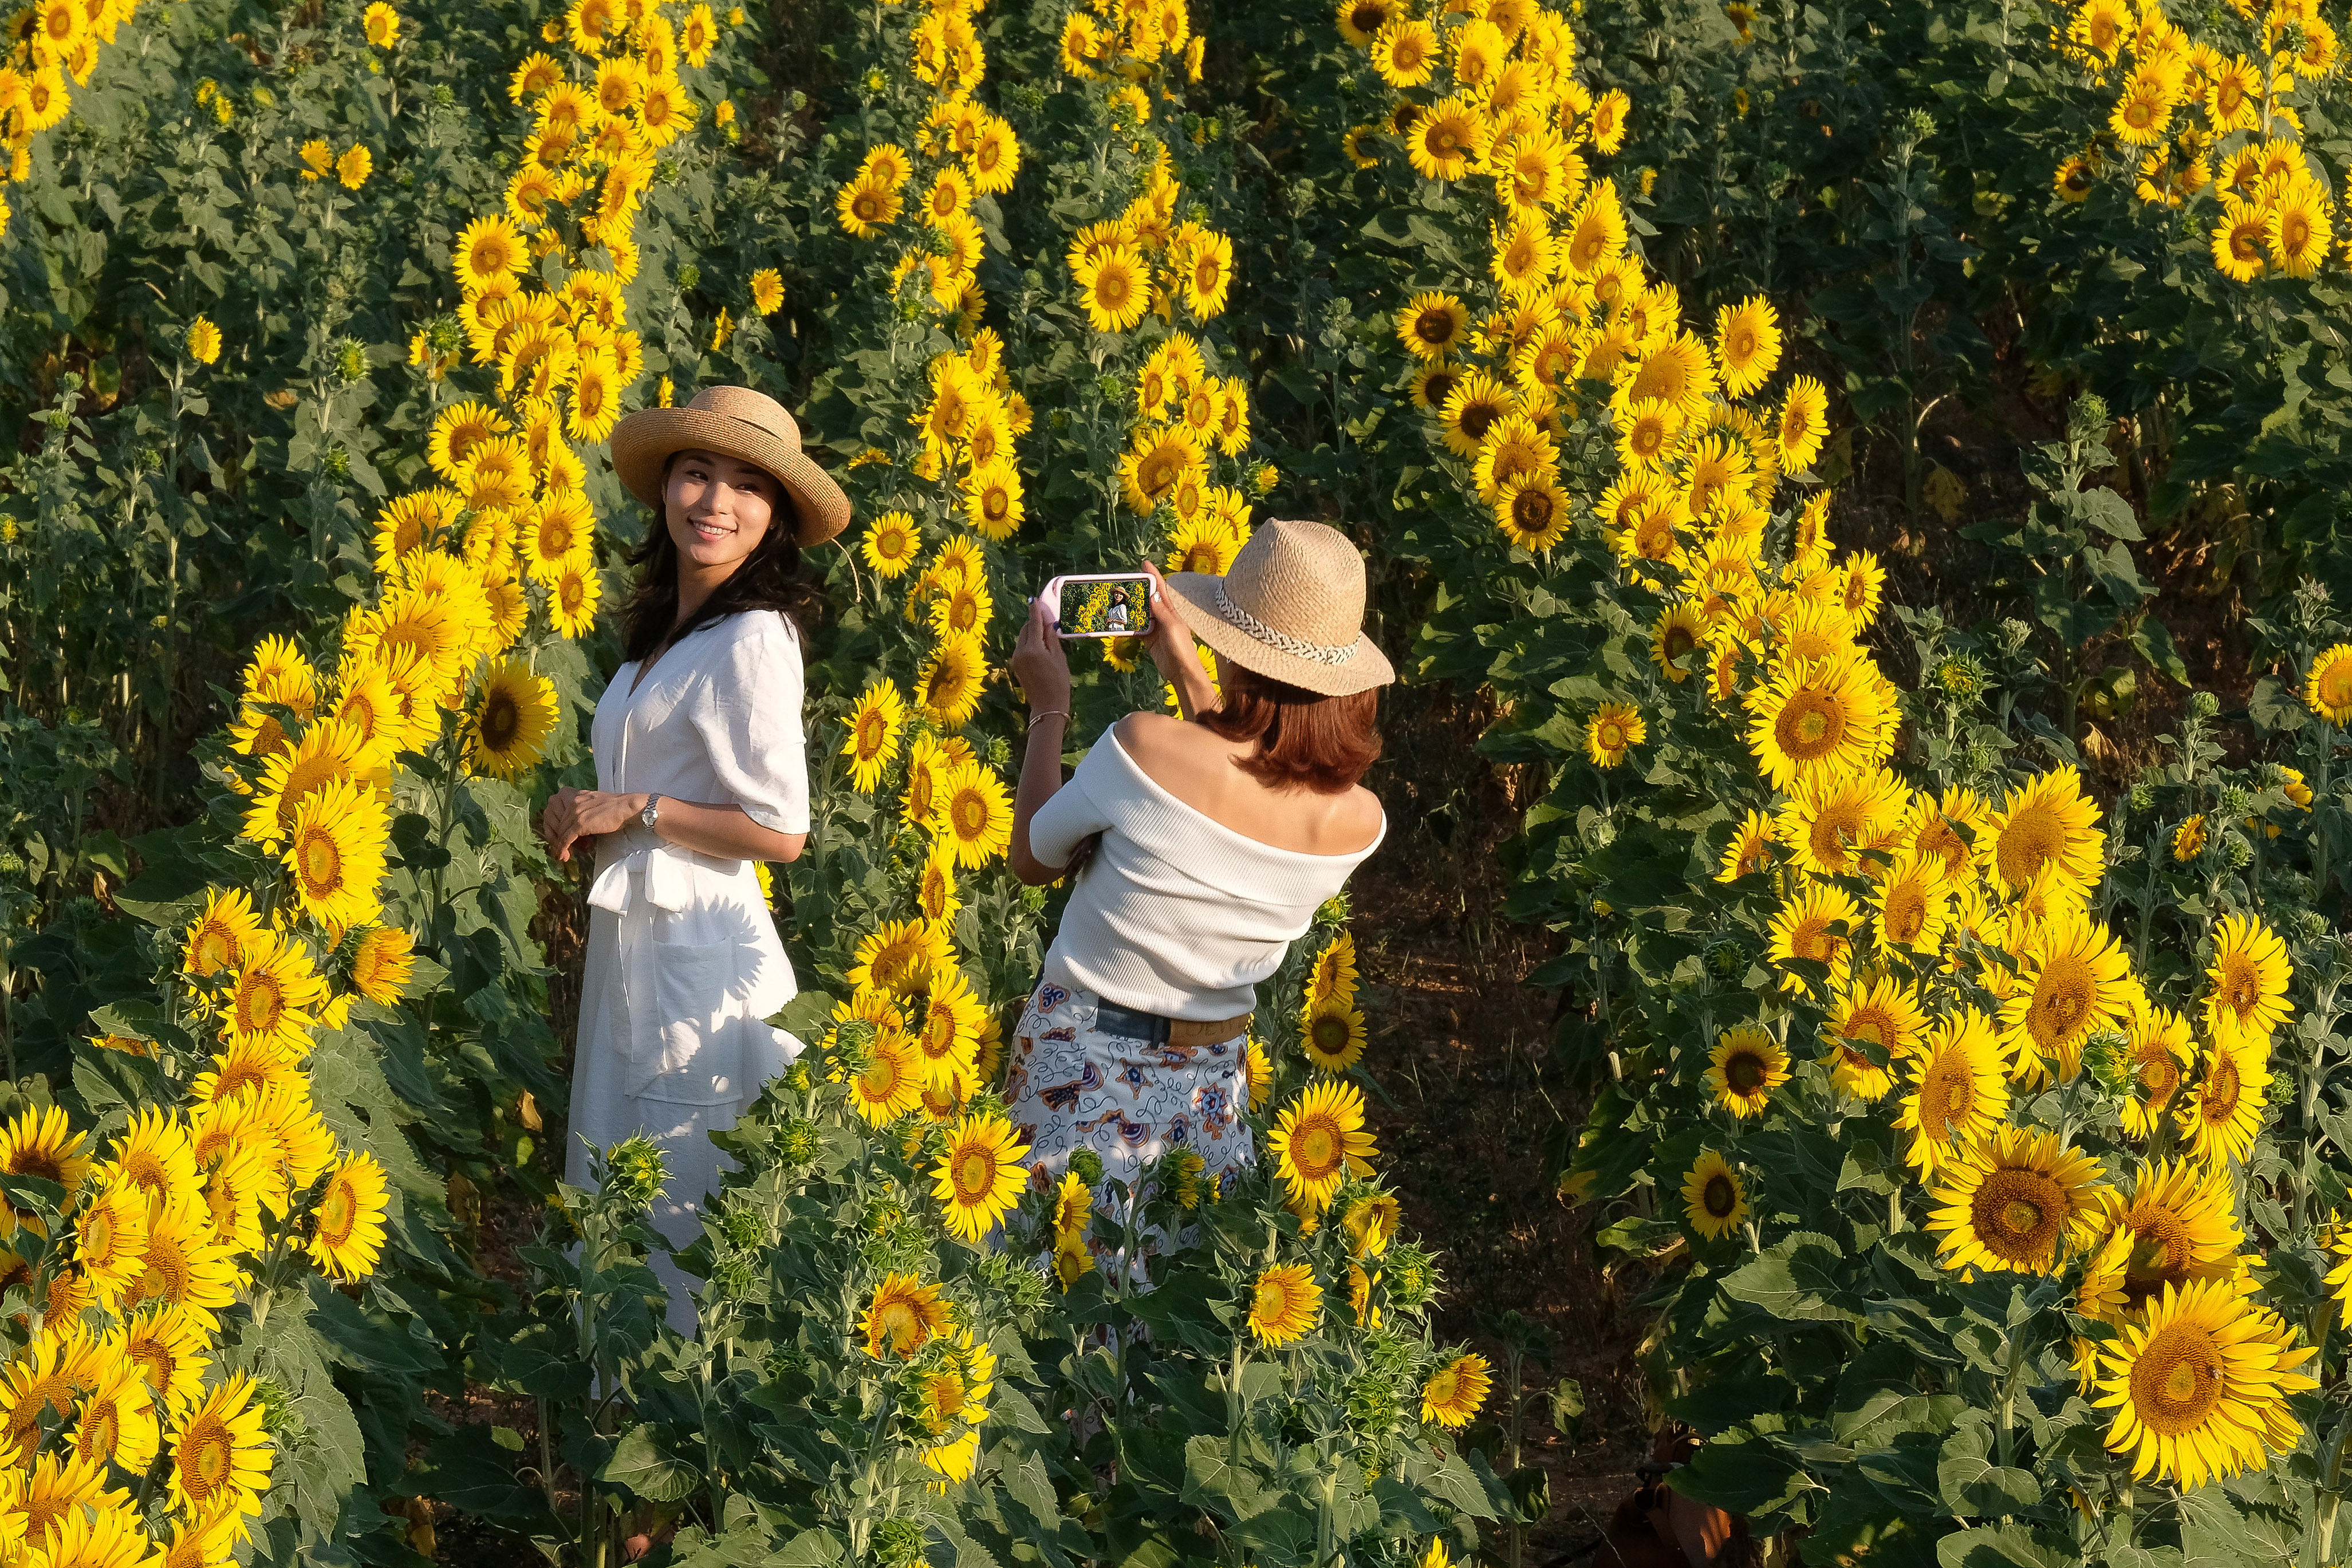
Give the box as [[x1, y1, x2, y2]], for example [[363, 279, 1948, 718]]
[[1057, 578, 1153, 638]]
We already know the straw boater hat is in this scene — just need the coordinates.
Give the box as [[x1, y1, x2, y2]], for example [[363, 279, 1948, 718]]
[[1162, 518, 1394, 697], [609, 386, 852, 547]]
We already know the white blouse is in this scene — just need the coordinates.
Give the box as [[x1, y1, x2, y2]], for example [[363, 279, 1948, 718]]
[[1028, 730, 1385, 1020]]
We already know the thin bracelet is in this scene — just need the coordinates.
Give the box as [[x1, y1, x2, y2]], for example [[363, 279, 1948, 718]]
[[1027, 708, 1070, 731]]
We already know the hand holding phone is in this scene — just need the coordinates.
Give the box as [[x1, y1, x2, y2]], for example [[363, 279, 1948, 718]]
[[1042, 572, 1157, 639]]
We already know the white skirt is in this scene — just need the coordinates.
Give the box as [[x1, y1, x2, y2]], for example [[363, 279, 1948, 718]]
[[564, 826, 801, 1332]]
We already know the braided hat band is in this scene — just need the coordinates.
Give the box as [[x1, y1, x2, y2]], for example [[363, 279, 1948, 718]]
[[1212, 584, 1364, 666]]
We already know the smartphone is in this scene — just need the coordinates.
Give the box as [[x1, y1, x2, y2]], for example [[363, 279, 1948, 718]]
[[1043, 573, 1156, 639]]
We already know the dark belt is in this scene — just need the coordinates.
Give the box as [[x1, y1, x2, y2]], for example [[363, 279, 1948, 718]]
[[1095, 1000, 1254, 1048]]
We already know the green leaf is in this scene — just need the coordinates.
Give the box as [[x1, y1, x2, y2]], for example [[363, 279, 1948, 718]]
[[1933, 1523, 2074, 1568], [599, 1421, 706, 1503], [1717, 1231, 1865, 1325]]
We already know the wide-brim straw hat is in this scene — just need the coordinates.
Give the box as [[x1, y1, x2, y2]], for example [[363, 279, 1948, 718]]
[[1163, 518, 1394, 697], [609, 385, 852, 547]]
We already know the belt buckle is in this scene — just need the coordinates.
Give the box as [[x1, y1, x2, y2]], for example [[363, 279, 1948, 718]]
[[1096, 1002, 1169, 1046]]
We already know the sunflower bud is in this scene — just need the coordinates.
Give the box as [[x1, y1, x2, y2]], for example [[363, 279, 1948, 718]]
[[675, 263, 702, 292], [1383, 1241, 1439, 1310], [777, 1117, 820, 1164], [2223, 833, 2254, 869], [2217, 784, 2251, 815], [2129, 781, 2155, 812], [602, 1135, 667, 1205], [2192, 690, 2221, 719], [721, 1207, 765, 1250], [1069, 1148, 1104, 1186], [875, 1518, 926, 1566]]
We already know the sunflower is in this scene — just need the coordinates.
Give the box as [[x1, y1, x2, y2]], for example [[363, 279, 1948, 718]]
[[2118, 1006, 2195, 1141], [0, 1104, 92, 1226], [107, 1109, 200, 1219], [2092, 1278, 2316, 1489], [1825, 977, 1925, 1102], [1893, 1009, 2010, 1176], [1870, 852, 1950, 955], [844, 1027, 923, 1131], [930, 1113, 1030, 1242], [863, 1272, 951, 1359], [1247, 1263, 1321, 1345], [2087, 1159, 2243, 1318], [848, 919, 952, 997], [1680, 1151, 1748, 1240], [1775, 376, 1830, 470], [1715, 809, 1774, 883], [1583, 702, 1645, 769], [1266, 1079, 1377, 1213], [926, 761, 1012, 869], [1774, 767, 1908, 878], [838, 681, 908, 794], [424, 393, 508, 480], [70, 1174, 150, 1311], [303, 1149, 388, 1283], [69, 1349, 161, 1479], [962, 462, 1024, 542], [1926, 1125, 2107, 1277], [121, 1305, 210, 1417], [2000, 907, 2133, 1081], [860, 511, 923, 580], [1436, 370, 1515, 458], [2178, 1032, 2272, 1168], [1766, 883, 1858, 993], [1401, 1350, 1490, 1432], [1983, 766, 2105, 897], [1340, 1189, 1401, 1259], [1396, 291, 1469, 361], [915, 636, 987, 730], [835, 174, 903, 239], [1495, 473, 1573, 553], [2210, 198, 2269, 282], [2306, 643, 2352, 723], [182, 887, 264, 978], [1712, 294, 1782, 397], [167, 1369, 274, 1528], [2267, 180, 2332, 279], [1075, 244, 1149, 333], [2204, 912, 2291, 1051], [911, 970, 988, 1089], [1370, 16, 1438, 86], [1299, 995, 1369, 1074], [1561, 182, 1627, 275], [1119, 425, 1206, 515], [1705, 1026, 1788, 1118], [1407, 96, 1482, 181], [282, 778, 390, 932], [453, 215, 528, 296], [1307, 932, 1359, 1006], [1743, 645, 1893, 790]]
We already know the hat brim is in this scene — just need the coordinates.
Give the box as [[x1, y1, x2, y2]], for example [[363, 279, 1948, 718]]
[[608, 406, 852, 547], [1161, 572, 1395, 697]]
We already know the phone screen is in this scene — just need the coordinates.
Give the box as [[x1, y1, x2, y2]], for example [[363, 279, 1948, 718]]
[[1057, 577, 1153, 638]]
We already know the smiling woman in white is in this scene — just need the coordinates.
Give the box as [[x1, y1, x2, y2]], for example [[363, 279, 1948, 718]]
[[540, 385, 850, 1329]]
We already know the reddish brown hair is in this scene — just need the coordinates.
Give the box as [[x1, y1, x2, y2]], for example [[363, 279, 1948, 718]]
[[1196, 662, 1382, 794]]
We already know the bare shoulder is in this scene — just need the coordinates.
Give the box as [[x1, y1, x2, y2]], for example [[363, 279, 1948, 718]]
[[1113, 710, 1197, 761]]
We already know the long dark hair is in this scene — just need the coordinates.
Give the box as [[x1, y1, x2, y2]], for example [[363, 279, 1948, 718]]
[[620, 452, 821, 661]]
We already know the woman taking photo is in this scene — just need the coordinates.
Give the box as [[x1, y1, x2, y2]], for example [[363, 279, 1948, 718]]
[[1003, 518, 1392, 1253], [539, 385, 848, 1327]]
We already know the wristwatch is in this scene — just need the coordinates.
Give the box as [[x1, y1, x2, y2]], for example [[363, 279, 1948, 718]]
[[640, 793, 662, 830]]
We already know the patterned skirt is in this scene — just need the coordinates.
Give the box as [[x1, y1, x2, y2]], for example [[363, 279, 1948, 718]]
[[1002, 980, 1255, 1269]]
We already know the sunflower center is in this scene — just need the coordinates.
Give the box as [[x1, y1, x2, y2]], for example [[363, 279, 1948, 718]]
[[2136, 1054, 2180, 1100], [857, 711, 888, 761], [1310, 1015, 1350, 1053], [1414, 309, 1455, 346], [2321, 664, 2352, 708], [1703, 1174, 1737, 1218], [860, 1055, 901, 1098], [1970, 1167, 2066, 1264], [237, 973, 286, 1035], [1778, 691, 1843, 757], [1725, 1051, 1766, 1092], [320, 1181, 356, 1245], [1921, 1058, 1972, 1134], [299, 830, 342, 895], [1996, 806, 2064, 885], [2201, 1057, 2241, 1121], [1845, 1016, 1886, 1047], [2129, 1321, 2226, 1433], [1793, 916, 1836, 963], [141, 1239, 191, 1304], [952, 1148, 994, 1204], [1293, 1120, 1341, 1177], [2030, 954, 2095, 1044], [186, 1421, 231, 1494], [1598, 720, 1626, 751], [952, 793, 988, 838], [1884, 888, 1925, 942], [2219, 957, 2259, 1015], [11, 1150, 62, 1183], [1096, 269, 1133, 308]]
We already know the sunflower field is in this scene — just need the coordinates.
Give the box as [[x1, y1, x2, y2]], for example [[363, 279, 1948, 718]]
[[10, 0, 2352, 1560]]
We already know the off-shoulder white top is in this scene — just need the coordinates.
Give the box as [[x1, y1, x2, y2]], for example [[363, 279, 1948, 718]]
[[1028, 730, 1385, 1020]]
